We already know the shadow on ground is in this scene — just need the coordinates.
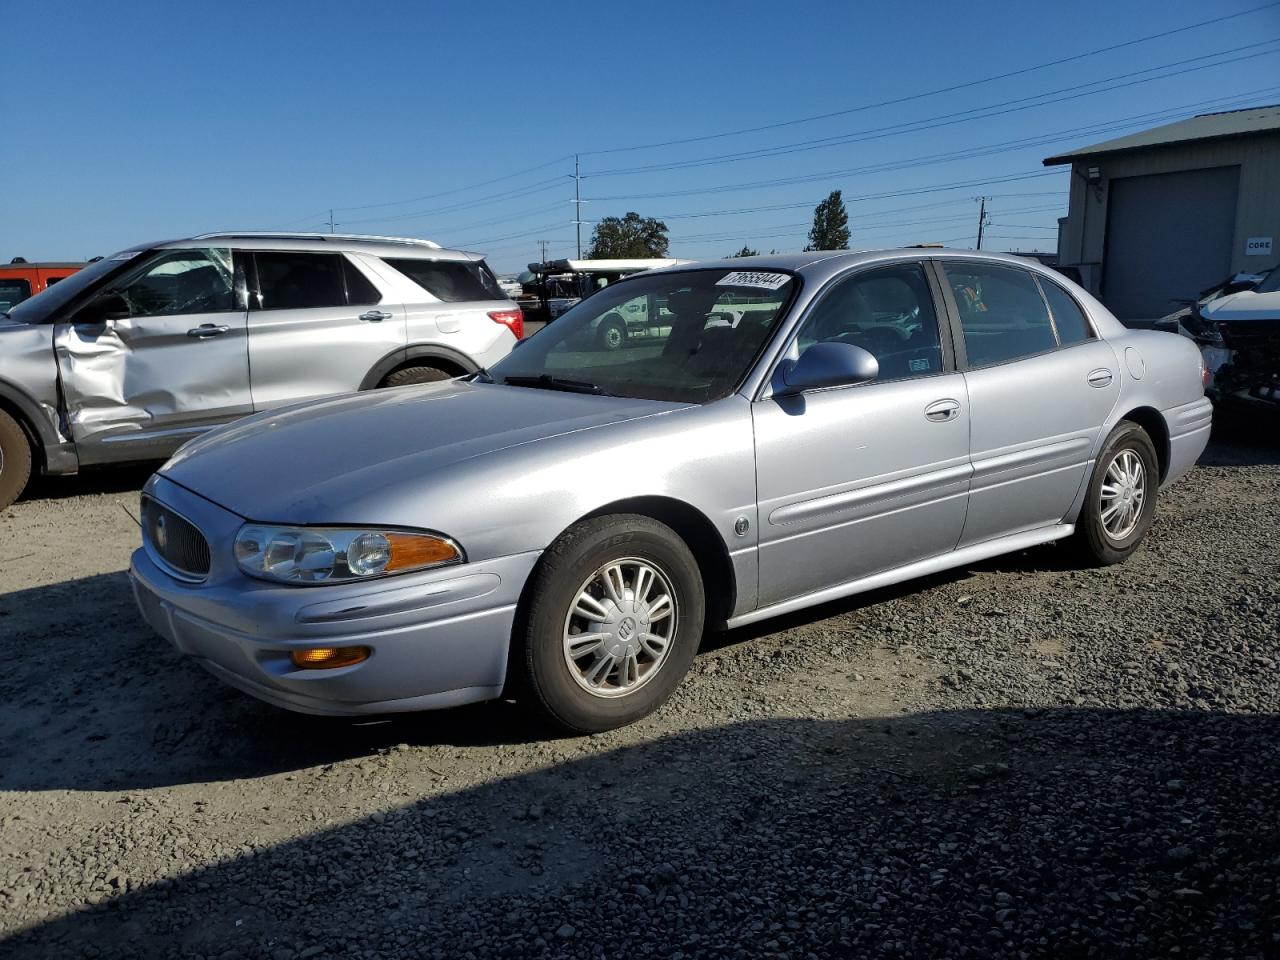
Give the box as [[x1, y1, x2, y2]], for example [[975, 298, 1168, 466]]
[[21, 462, 159, 502], [3, 708, 1278, 959]]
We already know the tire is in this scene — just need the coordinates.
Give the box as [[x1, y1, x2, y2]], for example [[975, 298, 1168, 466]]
[[0, 410, 33, 511], [1071, 421, 1159, 566], [380, 365, 452, 389], [518, 514, 705, 734], [596, 315, 626, 351]]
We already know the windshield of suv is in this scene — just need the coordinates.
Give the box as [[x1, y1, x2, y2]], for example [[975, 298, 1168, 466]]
[[6, 250, 142, 324], [486, 268, 798, 403]]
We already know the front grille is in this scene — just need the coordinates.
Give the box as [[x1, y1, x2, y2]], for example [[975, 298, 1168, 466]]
[[141, 496, 211, 581]]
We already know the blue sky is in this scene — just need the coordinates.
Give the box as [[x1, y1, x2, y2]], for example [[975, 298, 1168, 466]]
[[4, 0, 1279, 273]]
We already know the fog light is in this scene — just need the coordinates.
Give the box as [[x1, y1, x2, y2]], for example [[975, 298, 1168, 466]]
[[289, 646, 371, 670]]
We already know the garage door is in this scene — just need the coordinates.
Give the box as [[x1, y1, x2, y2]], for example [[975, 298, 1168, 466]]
[[1102, 166, 1239, 321]]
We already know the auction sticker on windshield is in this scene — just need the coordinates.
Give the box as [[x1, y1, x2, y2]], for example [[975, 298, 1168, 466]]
[[717, 271, 791, 290]]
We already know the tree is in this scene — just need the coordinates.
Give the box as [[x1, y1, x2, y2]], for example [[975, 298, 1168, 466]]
[[728, 245, 759, 258], [805, 190, 850, 251], [587, 212, 669, 259]]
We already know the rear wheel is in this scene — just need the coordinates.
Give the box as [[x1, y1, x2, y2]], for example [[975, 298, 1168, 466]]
[[379, 365, 452, 388], [1072, 421, 1159, 565], [518, 514, 704, 733], [0, 410, 33, 511]]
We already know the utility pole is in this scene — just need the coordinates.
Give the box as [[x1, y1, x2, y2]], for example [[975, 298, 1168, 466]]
[[975, 197, 990, 250], [538, 240, 549, 263], [326, 209, 337, 234], [571, 155, 584, 259]]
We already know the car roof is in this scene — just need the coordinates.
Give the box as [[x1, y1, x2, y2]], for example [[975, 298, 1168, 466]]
[[0, 262, 84, 271], [703, 248, 1056, 276], [145, 232, 483, 262]]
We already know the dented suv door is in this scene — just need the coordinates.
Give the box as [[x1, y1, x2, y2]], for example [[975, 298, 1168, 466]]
[[53, 247, 252, 465]]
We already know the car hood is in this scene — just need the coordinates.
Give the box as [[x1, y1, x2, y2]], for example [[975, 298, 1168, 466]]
[[1202, 290, 1280, 323], [161, 380, 687, 520]]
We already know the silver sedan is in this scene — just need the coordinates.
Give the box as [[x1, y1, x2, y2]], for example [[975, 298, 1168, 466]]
[[130, 250, 1212, 732]]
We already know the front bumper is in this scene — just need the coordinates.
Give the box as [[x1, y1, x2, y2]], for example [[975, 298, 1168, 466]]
[[130, 475, 540, 715]]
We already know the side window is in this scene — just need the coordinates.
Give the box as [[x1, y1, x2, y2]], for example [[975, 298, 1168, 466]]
[[1038, 278, 1094, 345], [795, 263, 944, 381], [254, 252, 346, 310], [342, 257, 381, 306], [115, 248, 235, 317], [944, 263, 1057, 366], [0, 278, 32, 309], [45, 276, 65, 286], [384, 257, 504, 302]]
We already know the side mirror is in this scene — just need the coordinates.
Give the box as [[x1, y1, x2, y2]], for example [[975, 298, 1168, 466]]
[[776, 341, 879, 396], [75, 292, 129, 325]]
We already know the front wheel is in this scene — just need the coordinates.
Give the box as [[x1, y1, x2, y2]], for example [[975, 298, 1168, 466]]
[[517, 515, 705, 733], [1072, 421, 1159, 565]]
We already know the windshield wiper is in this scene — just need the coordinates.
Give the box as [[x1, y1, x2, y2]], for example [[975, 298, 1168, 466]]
[[501, 374, 611, 396]]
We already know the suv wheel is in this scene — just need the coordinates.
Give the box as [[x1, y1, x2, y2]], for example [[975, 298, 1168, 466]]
[[518, 514, 705, 733], [380, 365, 452, 388], [0, 410, 33, 511], [1072, 421, 1159, 565]]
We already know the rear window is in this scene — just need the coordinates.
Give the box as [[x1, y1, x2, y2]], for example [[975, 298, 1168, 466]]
[[0, 277, 32, 310], [385, 257, 504, 302]]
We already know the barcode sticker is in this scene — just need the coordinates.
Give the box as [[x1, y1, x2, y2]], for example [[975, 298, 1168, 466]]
[[717, 271, 791, 290]]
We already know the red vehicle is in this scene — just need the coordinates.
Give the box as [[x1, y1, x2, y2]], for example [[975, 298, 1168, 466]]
[[0, 258, 85, 310]]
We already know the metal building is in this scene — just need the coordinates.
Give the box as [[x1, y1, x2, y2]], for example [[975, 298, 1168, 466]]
[[1045, 105, 1280, 322]]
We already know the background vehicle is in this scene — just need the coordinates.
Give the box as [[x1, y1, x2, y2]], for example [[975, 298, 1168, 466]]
[[516, 258, 690, 328], [130, 250, 1210, 733], [0, 258, 84, 310], [0, 232, 520, 509], [1192, 266, 1280, 408]]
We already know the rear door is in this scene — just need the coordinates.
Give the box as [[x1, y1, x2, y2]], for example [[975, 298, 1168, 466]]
[[753, 261, 971, 607], [246, 251, 405, 409], [938, 260, 1119, 546], [54, 247, 252, 464]]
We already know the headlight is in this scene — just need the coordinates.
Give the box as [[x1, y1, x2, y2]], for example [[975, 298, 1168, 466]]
[[234, 525, 462, 584]]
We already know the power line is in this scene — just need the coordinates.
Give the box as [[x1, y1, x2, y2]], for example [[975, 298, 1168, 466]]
[[585, 46, 1280, 178], [332, 156, 573, 213], [578, 1, 1280, 157], [584, 79, 1277, 205]]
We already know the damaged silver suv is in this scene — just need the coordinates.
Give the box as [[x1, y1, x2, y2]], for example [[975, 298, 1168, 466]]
[[0, 233, 523, 508]]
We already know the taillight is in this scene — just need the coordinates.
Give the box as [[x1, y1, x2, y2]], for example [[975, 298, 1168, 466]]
[[488, 309, 524, 340], [1200, 356, 1211, 390]]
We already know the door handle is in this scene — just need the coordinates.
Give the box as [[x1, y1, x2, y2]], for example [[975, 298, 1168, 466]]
[[924, 399, 962, 422], [187, 324, 230, 338], [360, 310, 393, 322], [1087, 368, 1114, 388]]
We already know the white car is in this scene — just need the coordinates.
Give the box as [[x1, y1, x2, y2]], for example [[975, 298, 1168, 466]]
[[1197, 266, 1279, 407]]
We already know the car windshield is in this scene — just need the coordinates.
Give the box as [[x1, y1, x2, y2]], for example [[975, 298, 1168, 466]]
[[6, 250, 143, 323], [1254, 266, 1280, 294], [488, 268, 798, 403]]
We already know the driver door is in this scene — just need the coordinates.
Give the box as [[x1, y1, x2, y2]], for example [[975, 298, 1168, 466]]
[[54, 247, 252, 465], [753, 261, 971, 607]]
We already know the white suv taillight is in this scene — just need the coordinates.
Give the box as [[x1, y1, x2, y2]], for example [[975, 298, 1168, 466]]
[[488, 309, 524, 340]]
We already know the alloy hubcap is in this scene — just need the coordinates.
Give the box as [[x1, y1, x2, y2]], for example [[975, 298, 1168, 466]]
[[562, 558, 677, 698], [1100, 449, 1146, 540]]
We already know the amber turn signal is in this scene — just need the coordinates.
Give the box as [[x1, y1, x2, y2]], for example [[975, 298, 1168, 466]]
[[385, 533, 460, 572], [289, 646, 371, 670]]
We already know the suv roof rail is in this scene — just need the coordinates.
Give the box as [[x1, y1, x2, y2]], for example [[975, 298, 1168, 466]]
[[190, 231, 442, 249]]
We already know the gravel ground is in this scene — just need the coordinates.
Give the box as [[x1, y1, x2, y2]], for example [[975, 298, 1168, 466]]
[[1, 421, 1277, 959]]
